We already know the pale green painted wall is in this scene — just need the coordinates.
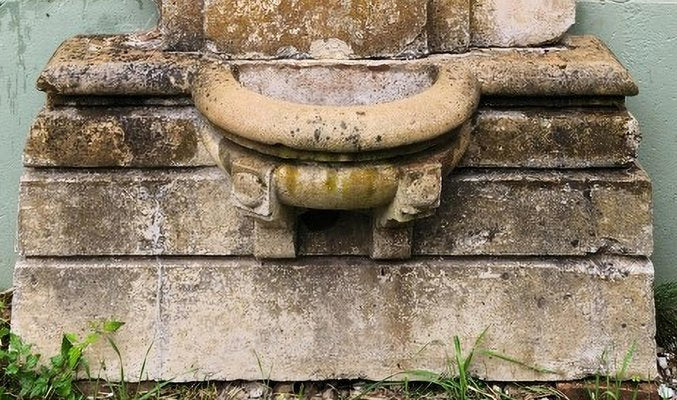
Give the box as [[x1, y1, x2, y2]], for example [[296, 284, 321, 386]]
[[572, 0, 677, 284], [0, 0, 158, 289], [0, 0, 675, 289]]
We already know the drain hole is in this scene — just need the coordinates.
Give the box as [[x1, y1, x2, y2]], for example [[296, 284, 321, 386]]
[[299, 210, 341, 232]]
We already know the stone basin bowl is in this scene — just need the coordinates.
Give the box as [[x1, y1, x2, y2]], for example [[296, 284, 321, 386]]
[[193, 61, 480, 160], [192, 61, 480, 259]]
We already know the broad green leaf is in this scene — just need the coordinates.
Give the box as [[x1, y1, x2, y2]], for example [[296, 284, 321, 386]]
[[61, 334, 75, 356], [103, 320, 126, 334], [67, 347, 82, 369]]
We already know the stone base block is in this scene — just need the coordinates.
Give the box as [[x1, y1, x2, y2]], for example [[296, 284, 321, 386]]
[[17, 167, 653, 257], [12, 256, 657, 382]]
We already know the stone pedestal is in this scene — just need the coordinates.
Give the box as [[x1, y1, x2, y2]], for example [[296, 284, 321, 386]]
[[12, 13, 657, 382]]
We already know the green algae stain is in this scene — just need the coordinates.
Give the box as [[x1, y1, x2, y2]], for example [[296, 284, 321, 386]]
[[324, 170, 338, 194], [281, 165, 299, 197]]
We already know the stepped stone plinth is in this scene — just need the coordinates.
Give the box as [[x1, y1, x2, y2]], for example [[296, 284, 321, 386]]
[[13, 0, 657, 383]]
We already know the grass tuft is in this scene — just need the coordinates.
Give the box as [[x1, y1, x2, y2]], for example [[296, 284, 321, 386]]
[[355, 329, 556, 400]]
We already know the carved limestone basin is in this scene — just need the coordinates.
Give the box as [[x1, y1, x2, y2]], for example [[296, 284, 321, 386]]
[[192, 61, 480, 260], [194, 62, 479, 156]]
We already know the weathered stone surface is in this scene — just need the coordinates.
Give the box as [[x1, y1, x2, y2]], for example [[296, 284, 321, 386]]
[[464, 109, 640, 168], [18, 168, 253, 256], [18, 167, 652, 257], [235, 63, 438, 107], [412, 167, 653, 257], [37, 35, 638, 98], [37, 35, 198, 97], [428, 0, 470, 52], [463, 36, 637, 97], [12, 258, 160, 381], [161, 0, 204, 51], [12, 256, 657, 382], [471, 0, 576, 47], [25, 107, 640, 168], [24, 107, 213, 167], [202, 0, 427, 58], [157, 0, 574, 55]]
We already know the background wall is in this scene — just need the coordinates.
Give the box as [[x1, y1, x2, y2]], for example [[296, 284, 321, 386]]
[[0, 0, 675, 289], [572, 0, 677, 284], [0, 0, 158, 288]]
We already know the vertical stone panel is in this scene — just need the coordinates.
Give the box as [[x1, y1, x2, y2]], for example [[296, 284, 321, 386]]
[[156, 0, 577, 54], [428, 0, 470, 53], [471, 0, 576, 47], [203, 0, 428, 58], [161, 0, 204, 51]]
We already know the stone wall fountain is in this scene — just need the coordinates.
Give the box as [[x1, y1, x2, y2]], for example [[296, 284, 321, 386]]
[[12, 0, 657, 383]]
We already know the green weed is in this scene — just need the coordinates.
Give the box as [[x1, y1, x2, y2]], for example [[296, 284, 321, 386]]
[[356, 329, 554, 400], [0, 320, 124, 399], [97, 338, 170, 400], [587, 344, 641, 400], [656, 282, 677, 352]]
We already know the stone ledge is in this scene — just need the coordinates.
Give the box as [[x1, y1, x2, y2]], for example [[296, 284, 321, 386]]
[[17, 167, 653, 257], [24, 107, 640, 169], [11, 256, 657, 382], [37, 35, 637, 97]]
